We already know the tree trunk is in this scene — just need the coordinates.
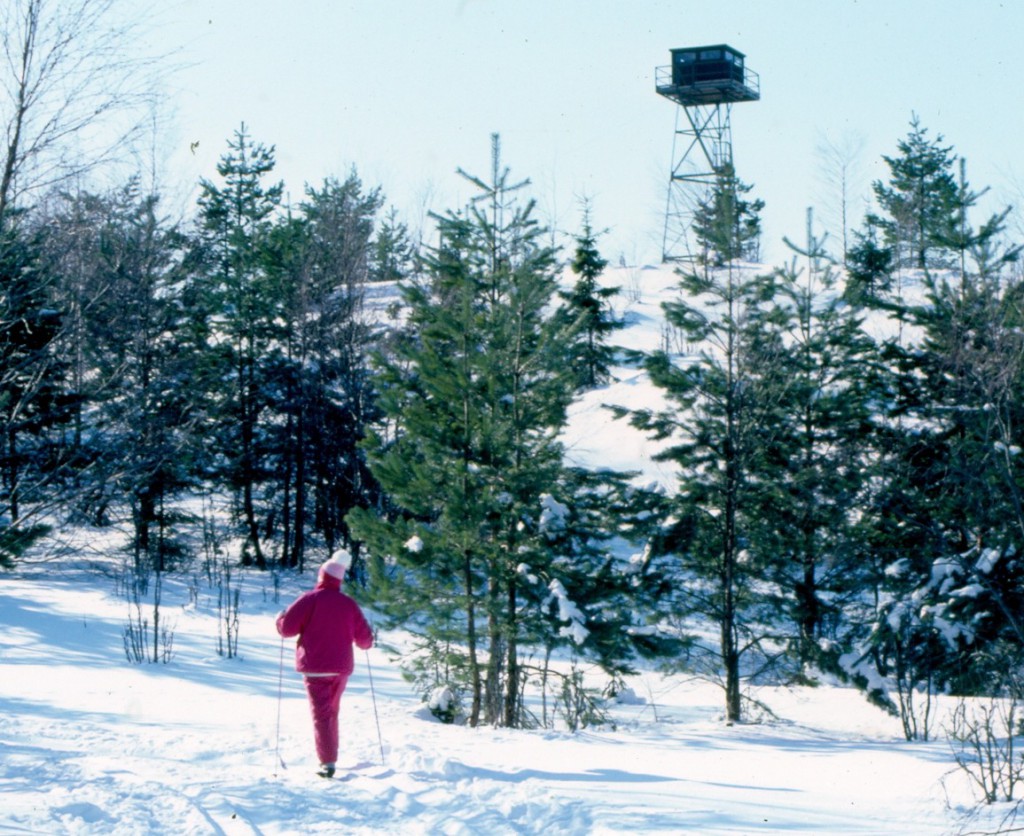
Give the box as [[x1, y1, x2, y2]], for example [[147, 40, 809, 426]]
[[465, 550, 482, 727], [137, 489, 155, 571], [484, 585, 504, 725], [6, 426, 19, 521], [722, 467, 742, 722], [503, 579, 519, 727], [722, 302, 742, 725], [721, 517, 742, 723], [0, 0, 34, 224], [293, 411, 307, 571], [239, 349, 264, 568]]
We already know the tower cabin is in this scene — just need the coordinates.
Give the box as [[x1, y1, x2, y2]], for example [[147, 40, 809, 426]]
[[655, 45, 760, 106]]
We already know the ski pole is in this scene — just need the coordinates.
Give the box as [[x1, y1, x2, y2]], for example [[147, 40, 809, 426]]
[[274, 634, 287, 774], [365, 648, 385, 766]]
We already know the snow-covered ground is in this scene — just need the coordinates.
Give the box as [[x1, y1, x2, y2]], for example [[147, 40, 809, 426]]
[[0, 263, 1014, 834], [0, 556, 1004, 835]]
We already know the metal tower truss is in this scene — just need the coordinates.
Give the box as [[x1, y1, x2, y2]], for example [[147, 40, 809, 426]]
[[662, 102, 735, 263]]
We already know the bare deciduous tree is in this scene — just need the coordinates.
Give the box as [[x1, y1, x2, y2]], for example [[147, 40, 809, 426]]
[[0, 0, 160, 221], [814, 131, 867, 266]]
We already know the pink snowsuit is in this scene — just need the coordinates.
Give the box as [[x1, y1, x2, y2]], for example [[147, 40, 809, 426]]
[[276, 572, 373, 766]]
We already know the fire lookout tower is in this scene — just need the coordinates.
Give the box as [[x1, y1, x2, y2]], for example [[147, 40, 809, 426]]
[[655, 45, 759, 262]]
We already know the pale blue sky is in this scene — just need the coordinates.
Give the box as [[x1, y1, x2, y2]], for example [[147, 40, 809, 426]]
[[146, 0, 1024, 267]]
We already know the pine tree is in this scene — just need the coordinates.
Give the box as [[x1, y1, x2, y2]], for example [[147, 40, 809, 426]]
[[843, 225, 894, 305], [933, 157, 1021, 290], [869, 115, 958, 271], [0, 220, 62, 564], [766, 214, 878, 674], [189, 124, 283, 568], [691, 163, 764, 267], [370, 206, 416, 285], [557, 206, 621, 389], [854, 167, 1024, 735], [350, 136, 660, 728], [625, 260, 789, 723], [262, 172, 385, 570], [47, 182, 193, 570]]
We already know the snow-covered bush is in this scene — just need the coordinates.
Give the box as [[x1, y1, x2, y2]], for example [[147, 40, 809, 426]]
[[428, 685, 459, 724]]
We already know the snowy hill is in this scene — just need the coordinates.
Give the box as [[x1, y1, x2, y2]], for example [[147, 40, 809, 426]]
[[0, 262, 1009, 835]]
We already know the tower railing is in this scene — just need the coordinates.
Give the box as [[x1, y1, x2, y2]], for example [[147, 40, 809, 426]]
[[655, 65, 760, 106]]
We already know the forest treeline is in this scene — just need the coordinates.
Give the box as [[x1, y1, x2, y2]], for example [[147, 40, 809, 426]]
[[3, 5, 1024, 735]]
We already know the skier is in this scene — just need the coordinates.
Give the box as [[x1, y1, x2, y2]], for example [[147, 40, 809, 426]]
[[276, 550, 374, 778]]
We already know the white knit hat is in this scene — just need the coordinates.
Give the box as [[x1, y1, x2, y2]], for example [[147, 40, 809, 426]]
[[319, 550, 352, 581]]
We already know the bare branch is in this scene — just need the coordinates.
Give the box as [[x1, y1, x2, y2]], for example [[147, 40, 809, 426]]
[[0, 0, 166, 220]]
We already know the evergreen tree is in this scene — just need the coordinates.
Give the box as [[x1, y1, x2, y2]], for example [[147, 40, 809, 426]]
[[0, 220, 63, 564], [869, 115, 958, 270], [350, 136, 660, 728], [766, 215, 878, 674], [557, 206, 621, 389], [843, 225, 894, 305], [624, 260, 789, 723], [370, 206, 416, 285], [853, 172, 1024, 735], [515, 464, 680, 728], [46, 182, 193, 569], [189, 124, 283, 568], [933, 157, 1020, 290], [691, 163, 764, 267], [263, 172, 385, 570]]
